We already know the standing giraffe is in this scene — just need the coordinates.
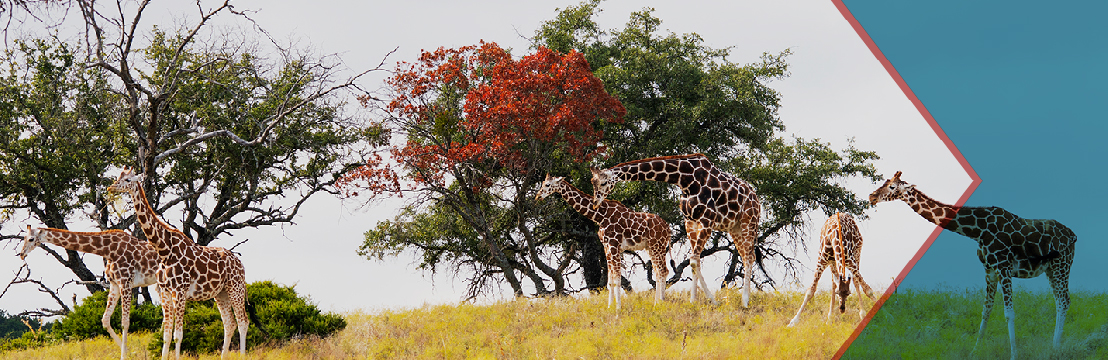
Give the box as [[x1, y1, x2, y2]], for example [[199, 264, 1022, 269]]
[[590, 153, 761, 307], [869, 171, 1075, 360], [106, 167, 248, 360], [18, 226, 160, 359], [787, 213, 875, 327], [536, 174, 672, 308]]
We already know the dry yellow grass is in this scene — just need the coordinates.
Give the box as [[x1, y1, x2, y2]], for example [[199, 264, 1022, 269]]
[[3, 288, 867, 359]]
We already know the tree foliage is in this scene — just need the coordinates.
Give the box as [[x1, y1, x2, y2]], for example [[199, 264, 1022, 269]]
[[350, 1, 881, 298]]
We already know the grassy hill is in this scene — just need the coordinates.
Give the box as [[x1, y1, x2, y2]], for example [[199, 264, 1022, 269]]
[[1, 287, 866, 359]]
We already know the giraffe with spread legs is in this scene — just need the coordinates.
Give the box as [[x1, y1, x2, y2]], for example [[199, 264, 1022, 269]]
[[787, 213, 875, 327], [18, 226, 160, 359], [869, 171, 1075, 360], [590, 153, 761, 307], [536, 174, 672, 308], [106, 167, 248, 360]]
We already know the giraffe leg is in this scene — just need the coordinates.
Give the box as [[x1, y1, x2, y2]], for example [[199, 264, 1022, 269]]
[[649, 246, 669, 303], [974, 270, 1000, 354], [119, 287, 132, 359], [215, 293, 236, 356], [738, 245, 755, 309], [788, 261, 827, 327], [1047, 266, 1070, 349], [1000, 276, 1016, 360], [685, 220, 715, 304], [232, 285, 249, 354], [850, 268, 875, 319], [173, 298, 185, 360], [102, 283, 122, 346], [734, 221, 759, 308], [826, 271, 840, 320], [601, 231, 620, 309], [159, 293, 175, 360]]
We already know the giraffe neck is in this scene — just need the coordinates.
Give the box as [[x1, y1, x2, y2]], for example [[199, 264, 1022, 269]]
[[554, 180, 608, 223], [900, 187, 960, 230], [611, 154, 709, 191], [38, 229, 116, 257], [129, 185, 191, 253]]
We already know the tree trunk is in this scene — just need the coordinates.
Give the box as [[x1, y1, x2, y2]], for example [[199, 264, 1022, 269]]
[[577, 234, 606, 292]]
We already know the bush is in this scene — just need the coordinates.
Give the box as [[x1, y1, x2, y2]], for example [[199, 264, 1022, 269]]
[[148, 281, 346, 356], [51, 290, 162, 341]]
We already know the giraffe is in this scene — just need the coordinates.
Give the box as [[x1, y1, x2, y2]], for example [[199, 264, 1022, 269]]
[[869, 171, 1076, 360], [536, 174, 672, 308], [787, 213, 875, 327], [18, 226, 160, 359], [590, 153, 761, 307], [105, 167, 248, 360]]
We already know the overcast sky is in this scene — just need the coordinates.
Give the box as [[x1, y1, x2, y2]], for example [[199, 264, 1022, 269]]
[[1, 0, 971, 315]]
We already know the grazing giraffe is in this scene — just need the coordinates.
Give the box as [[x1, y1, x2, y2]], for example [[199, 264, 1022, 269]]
[[869, 171, 1076, 360], [590, 153, 761, 307], [535, 174, 672, 308], [18, 226, 160, 359], [787, 213, 875, 327], [106, 167, 248, 360]]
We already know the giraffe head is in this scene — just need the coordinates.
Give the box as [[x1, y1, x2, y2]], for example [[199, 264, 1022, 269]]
[[18, 225, 44, 260], [835, 272, 852, 313], [106, 167, 145, 196], [535, 174, 565, 200], [589, 168, 617, 209], [868, 171, 913, 205]]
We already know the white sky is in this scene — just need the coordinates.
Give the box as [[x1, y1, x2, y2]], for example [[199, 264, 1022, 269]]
[[1, 0, 971, 315]]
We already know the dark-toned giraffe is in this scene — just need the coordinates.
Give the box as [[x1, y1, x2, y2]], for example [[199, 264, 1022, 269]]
[[787, 213, 875, 327], [106, 167, 248, 360], [536, 174, 672, 308], [19, 226, 160, 359], [869, 171, 1075, 360], [590, 153, 761, 307]]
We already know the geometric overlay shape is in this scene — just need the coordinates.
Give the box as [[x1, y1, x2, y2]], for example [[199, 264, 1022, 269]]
[[830, 1, 979, 358], [837, 0, 1108, 358]]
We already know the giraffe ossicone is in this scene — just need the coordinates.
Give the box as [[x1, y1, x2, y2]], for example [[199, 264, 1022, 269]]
[[19, 225, 161, 359], [590, 153, 761, 308], [106, 167, 249, 360], [869, 171, 1076, 360], [787, 213, 875, 327], [536, 174, 672, 308]]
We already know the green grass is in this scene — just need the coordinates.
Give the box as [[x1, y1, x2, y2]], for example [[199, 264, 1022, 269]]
[[1, 288, 867, 359], [843, 288, 1108, 359]]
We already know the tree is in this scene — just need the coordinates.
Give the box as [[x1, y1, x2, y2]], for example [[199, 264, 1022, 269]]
[[341, 42, 625, 298], [343, 2, 882, 300], [532, 1, 880, 290], [0, 0, 387, 309]]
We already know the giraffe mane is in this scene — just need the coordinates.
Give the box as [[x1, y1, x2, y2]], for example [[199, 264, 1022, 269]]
[[35, 228, 130, 235], [607, 153, 709, 169], [559, 180, 626, 207]]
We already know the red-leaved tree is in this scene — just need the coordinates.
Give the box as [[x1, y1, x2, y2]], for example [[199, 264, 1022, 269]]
[[340, 42, 625, 298]]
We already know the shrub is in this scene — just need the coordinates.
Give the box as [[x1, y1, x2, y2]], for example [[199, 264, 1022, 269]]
[[147, 281, 346, 356], [51, 290, 162, 341], [0, 310, 44, 339]]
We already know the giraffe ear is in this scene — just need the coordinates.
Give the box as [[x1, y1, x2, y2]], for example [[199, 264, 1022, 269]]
[[590, 168, 600, 175]]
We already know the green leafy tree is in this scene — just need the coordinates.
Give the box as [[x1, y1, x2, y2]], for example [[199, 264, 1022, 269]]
[[0, 1, 387, 313], [532, 1, 880, 289]]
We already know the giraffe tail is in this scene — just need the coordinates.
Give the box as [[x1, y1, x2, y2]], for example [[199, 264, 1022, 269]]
[[246, 299, 271, 339]]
